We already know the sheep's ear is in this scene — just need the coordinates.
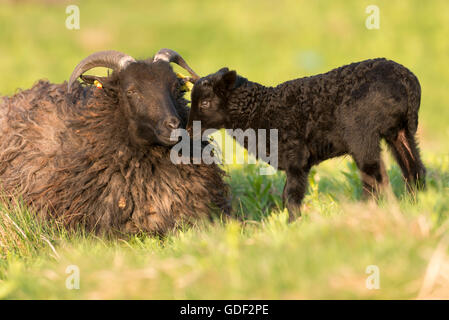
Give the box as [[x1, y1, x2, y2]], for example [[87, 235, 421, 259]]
[[80, 75, 107, 87], [80, 75, 118, 95], [216, 70, 237, 91]]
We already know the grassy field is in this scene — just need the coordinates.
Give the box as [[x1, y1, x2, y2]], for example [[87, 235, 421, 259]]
[[0, 0, 449, 299]]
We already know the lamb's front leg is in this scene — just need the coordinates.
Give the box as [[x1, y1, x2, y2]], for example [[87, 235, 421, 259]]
[[283, 164, 310, 222]]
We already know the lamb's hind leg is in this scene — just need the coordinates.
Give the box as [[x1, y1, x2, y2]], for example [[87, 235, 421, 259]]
[[349, 137, 390, 199], [358, 158, 390, 199]]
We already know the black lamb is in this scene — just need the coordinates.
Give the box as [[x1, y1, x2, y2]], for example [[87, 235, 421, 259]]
[[187, 58, 426, 220]]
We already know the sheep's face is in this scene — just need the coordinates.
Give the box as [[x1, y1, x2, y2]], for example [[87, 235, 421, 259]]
[[187, 68, 237, 131], [117, 61, 182, 147], [88, 61, 183, 147]]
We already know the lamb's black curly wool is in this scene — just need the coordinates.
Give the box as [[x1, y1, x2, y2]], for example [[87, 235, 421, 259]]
[[188, 58, 426, 220]]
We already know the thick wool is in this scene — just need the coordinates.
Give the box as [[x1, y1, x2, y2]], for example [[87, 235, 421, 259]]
[[189, 58, 426, 218], [0, 80, 230, 235]]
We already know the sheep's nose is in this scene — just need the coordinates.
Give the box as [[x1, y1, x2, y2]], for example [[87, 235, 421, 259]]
[[164, 117, 180, 130]]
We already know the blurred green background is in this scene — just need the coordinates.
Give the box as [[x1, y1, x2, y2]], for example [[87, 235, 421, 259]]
[[1, 0, 448, 151], [1, 0, 449, 299]]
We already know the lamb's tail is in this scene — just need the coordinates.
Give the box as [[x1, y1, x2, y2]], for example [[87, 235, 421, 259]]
[[405, 69, 421, 134], [386, 67, 426, 190]]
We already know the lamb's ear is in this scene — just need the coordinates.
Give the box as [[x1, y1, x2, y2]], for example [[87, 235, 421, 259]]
[[216, 69, 237, 91]]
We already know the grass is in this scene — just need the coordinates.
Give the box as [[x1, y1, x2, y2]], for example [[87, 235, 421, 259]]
[[1, 159, 448, 299], [0, 0, 449, 299]]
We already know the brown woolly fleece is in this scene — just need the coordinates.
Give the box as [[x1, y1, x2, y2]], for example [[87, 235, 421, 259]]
[[0, 80, 230, 235]]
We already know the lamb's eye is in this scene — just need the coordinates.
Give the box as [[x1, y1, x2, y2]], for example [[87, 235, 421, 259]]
[[200, 100, 211, 109]]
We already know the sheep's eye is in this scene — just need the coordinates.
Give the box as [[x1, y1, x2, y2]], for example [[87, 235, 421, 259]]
[[200, 100, 211, 109]]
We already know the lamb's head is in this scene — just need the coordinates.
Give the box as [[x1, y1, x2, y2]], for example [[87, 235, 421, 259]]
[[68, 49, 199, 147], [187, 67, 237, 131]]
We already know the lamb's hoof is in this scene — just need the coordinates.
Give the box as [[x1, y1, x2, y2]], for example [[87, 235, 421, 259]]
[[287, 206, 301, 223]]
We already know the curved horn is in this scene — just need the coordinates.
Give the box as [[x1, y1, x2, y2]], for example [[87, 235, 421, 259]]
[[68, 50, 135, 92], [153, 48, 200, 81]]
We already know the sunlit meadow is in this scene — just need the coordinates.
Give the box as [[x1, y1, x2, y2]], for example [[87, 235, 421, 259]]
[[0, 0, 448, 299]]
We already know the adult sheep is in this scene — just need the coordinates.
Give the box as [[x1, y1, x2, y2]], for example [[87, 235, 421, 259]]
[[0, 49, 230, 235]]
